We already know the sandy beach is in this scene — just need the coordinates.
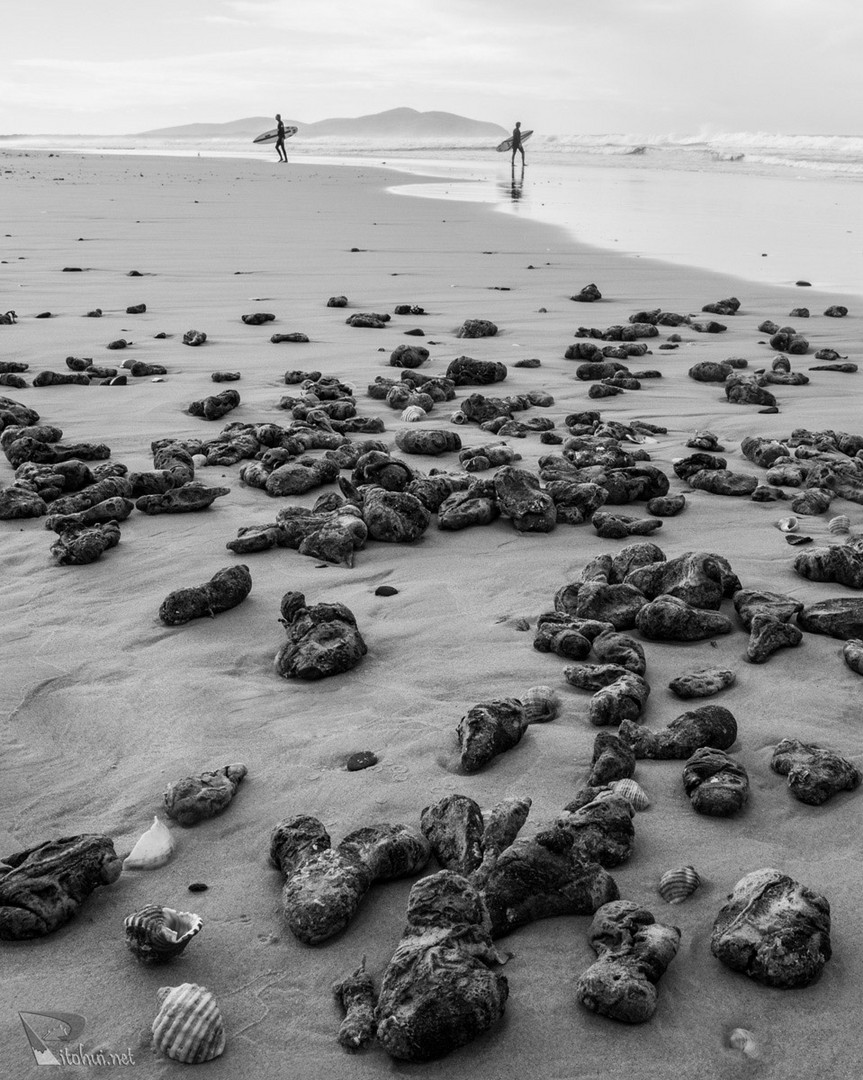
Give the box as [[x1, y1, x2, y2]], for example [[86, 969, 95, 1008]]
[[1, 150, 862, 1078]]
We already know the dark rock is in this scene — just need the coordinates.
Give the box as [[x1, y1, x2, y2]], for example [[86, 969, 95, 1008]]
[[669, 667, 735, 699], [688, 468, 758, 496], [275, 592, 367, 679], [457, 699, 528, 772], [683, 747, 749, 816], [771, 739, 861, 804], [710, 869, 831, 987], [346, 751, 378, 771], [456, 319, 497, 338], [159, 565, 252, 625], [635, 594, 732, 641], [493, 466, 556, 532], [794, 538, 863, 587], [445, 356, 507, 385], [588, 732, 636, 786], [242, 312, 275, 325], [588, 673, 650, 727], [182, 329, 207, 346], [389, 344, 429, 368], [646, 494, 686, 516], [823, 305, 848, 317], [618, 706, 737, 759]]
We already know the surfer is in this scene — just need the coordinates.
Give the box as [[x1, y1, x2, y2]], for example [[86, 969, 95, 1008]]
[[275, 114, 288, 163], [511, 122, 525, 166]]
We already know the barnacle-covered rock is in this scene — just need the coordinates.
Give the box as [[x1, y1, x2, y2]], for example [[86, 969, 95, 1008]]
[[565, 663, 631, 692], [682, 747, 749, 816], [794, 537, 863, 587], [556, 581, 649, 630], [588, 672, 651, 727], [375, 872, 508, 1061], [446, 355, 506, 384], [478, 827, 619, 939], [646, 493, 686, 516], [275, 591, 367, 679], [575, 900, 681, 1023], [266, 503, 367, 566], [592, 511, 662, 539], [635, 594, 733, 641], [557, 795, 635, 867], [533, 612, 592, 660], [0, 835, 122, 939], [136, 482, 230, 515], [770, 739, 861, 805], [159, 565, 251, 625], [733, 588, 803, 629], [164, 764, 248, 826], [493, 465, 556, 532], [455, 319, 498, 340], [420, 795, 485, 877], [359, 487, 430, 543], [457, 699, 528, 773], [669, 668, 736, 699], [394, 429, 461, 456], [688, 468, 758, 497], [588, 732, 637, 786], [50, 519, 122, 565], [592, 630, 645, 675], [710, 869, 830, 987], [725, 376, 777, 407], [789, 486, 834, 516], [619, 706, 737, 759], [745, 613, 803, 663], [125, 905, 203, 964], [797, 597, 863, 639], [152, 983, 225, 1063], [0, 485, 48, 518], [625, 550, 739, 610], [188, 389, 240, 420], [437, 487, 499, 530]]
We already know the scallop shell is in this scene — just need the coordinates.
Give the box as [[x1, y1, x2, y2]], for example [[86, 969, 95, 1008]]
[[828, 514, 851, 535], [125, 904, 203, 964], [522, 685, 561, 724], [400, 405, 426, 422], [124, 816, 175, 871], [152, 983, 226, 1063], [658, 865, 701, 904], [728, 1027, 760, 1059], [450, 410, 467, 425], [609, 778, 650, 811], [775, 516, 798, 533]]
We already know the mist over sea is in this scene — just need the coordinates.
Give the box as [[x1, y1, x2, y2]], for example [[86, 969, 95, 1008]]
[[3, 130, 860, 296]]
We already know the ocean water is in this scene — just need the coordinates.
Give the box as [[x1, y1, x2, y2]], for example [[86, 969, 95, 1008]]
[[3, 130, 860, 296]]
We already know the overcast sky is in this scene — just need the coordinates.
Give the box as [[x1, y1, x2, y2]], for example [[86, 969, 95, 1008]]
[[2, 0, 861, 136]]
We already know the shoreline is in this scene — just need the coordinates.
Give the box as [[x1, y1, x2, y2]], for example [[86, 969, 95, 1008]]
[[5, 144, 862, 299], [1, 151, 862, 1079]]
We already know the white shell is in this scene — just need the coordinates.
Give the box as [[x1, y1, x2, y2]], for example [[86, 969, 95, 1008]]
[[450, 410, 467, 425], [658, 865, 701, 904], [152, 983, 225, 1063], [125, 905, 203, 963], [522, 685, 561, 724], [828, 515, 851, 534], [775, 516, 798, 533], [609, 778, 650, 811], [728, 1027, 760, 1059], [401, 406, 426, 422], [124, 816, 175, 871]]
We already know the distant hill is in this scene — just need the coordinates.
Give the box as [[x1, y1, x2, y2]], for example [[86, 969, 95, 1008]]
[[137, 108, 507, 139]]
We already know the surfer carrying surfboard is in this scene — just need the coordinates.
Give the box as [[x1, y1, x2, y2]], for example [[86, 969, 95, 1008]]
[[275, 114, 288, 163], [510, 121, 525, 166]]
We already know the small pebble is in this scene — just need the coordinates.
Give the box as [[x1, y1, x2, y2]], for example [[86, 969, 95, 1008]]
[[188, 882, 209, 892], [346, 751, 378, 772], [374, 585, 399, 596]]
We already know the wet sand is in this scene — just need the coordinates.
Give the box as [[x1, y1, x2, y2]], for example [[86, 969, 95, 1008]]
[[1, 151, 861, 1078]]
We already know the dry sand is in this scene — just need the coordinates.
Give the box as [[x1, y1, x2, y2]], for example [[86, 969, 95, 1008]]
[[1, 151, 861, 1078]]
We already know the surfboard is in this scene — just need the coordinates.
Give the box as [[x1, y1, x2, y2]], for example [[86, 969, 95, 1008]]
[[253, 126, 298, 145], [496, 129, 533, 153]]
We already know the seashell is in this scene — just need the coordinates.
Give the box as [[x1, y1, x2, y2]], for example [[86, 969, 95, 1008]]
[[450, 410, 467, 425], [152, 983, 226, 1063], [828, 515, 851, 535], [400, 405, 426, 422], [609, 777, 650, 811], [658, 865, 701, 904], [728, 1027, 760, 1060], [521, 685, 561, 724], [125, 904, 203, 964], [124, 816, 175, 871], [775, 516, 798, 533]]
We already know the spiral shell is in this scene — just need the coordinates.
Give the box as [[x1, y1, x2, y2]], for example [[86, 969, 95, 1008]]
[[771, 354, 791, 373], [609, 778, 650, 811], [152, 983, 226, 1063], [828, 514, 851, 535], [728, 1027, 760, 1059], [450, 410, 467, 425], [658, 865, 701, 904], [125, 904, 203, 964], [400, 405, 426, 423], [521, 685, 561, 724], [775, 516, 798, 533], [124, 816, 175, 871]]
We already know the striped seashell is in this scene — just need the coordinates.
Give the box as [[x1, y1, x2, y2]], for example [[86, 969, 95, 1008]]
[[828, 514, 851, 535], [728, 1028, 760, 1060], [124, 816, 175, 871], [125, 904, 203, 964], [152, 983, 226, 1063], [609, 777, 650, 811], [450, 410, 467, 425], [522, 685, 561, 724], [775, 516, 798, 533], [400, 405, 426, 423], [658, 865, 701, 904]]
